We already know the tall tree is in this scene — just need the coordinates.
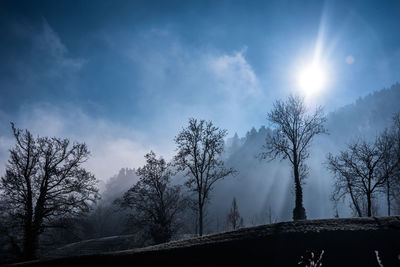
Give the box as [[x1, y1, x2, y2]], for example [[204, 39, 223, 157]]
[[261, 95, 327, 220], [393, 114, 400, 212], [225, 197, 244, 230], [368, 114, 400, 216], [381, 113, 400, 215], [117, 151, 186, 244], [377, 130, 398, 216], [327, 139, 389, 217], [0, 123, 99, 260], [328, 114, 400, 217], [174, 118, 236, 236]]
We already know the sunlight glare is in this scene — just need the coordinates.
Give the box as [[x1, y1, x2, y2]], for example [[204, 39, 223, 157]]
[[298, 63, 327, 95]]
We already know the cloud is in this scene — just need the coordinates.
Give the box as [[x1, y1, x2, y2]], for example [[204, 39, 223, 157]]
[[124, 30, 261, 100], [207, 49, 260, 98], [0, 18, 85, 108], [34, 18, 85, 74], [0, 25, 267, 183], [112, 28, 266, 137], [0, 104, 155, 182]]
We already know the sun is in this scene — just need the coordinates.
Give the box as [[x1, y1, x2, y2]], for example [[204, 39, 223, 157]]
[[298, 63, 327, 95]]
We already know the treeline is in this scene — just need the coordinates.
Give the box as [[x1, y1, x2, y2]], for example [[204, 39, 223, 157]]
[[1, 93, 400, 264]]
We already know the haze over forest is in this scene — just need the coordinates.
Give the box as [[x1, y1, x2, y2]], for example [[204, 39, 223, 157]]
[[100, 83, 400, 233], [1, 0, 400, 264]]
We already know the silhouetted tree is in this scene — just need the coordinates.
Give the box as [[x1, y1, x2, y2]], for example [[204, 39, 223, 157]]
[[393, 114, 400, 213], [379, 113, 400, 215], [261, 95, 327, 220], [327, 138, 392, 217], [328, 114, 400, 217], [117, 151, 186, 244], [0, 123, 99, 260], [174, 118, 236, 236], [225, 197, 244, 230]]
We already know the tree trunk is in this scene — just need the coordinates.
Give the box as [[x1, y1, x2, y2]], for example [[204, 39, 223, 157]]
[[367, 193, 372, 217], [347, 180, 362, 217], [23, 226, 38, 261], [386, 178, 391, 216], [292, 161, 306, 220], [23, 192, 37, 261], [199, 202, 203, 236]]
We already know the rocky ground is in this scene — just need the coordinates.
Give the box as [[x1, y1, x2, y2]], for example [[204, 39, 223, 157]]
[[9, 216, 400, 266]]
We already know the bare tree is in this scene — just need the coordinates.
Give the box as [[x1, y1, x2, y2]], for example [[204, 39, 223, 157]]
[[0, 123, 99, 260], [393, 114, 400, 213], [117, 151, 186, 244], [174, 118, 236, 236], [377, 132, 398, 216], [379, 114, 400, 215], [261, 95, 327, 220], [328, 113, 400, 217], [225, 197, 244, 231], [327, 139, 389, 217]]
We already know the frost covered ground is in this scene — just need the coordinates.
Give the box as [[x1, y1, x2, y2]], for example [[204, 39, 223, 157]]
[[11, 216, 400, 266]]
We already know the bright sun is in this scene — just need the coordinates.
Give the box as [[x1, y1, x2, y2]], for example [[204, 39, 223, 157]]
[[298, 63, 327, 95]]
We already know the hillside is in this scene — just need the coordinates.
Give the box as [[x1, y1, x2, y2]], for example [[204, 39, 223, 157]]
[[41, 235, 139, 260], [11, 216, 400, 266], [81, 83, 400, 236], [208, 83, 400, 225], [326, 82, 400, 144]]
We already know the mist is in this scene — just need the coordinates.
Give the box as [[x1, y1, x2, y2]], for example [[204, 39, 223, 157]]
[[91, 83, 400, 235], [1, 1, 400, 264], [196, 83, 400, 232]]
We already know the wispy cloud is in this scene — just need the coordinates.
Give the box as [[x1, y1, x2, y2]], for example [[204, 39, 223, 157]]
[[110, 28, 267, 137], [208, 49, 261, 98], [0, 18, 85, 108], [34, 18, 85, 73], [0, 104, 153, 181], [1, 20, 269, 185]]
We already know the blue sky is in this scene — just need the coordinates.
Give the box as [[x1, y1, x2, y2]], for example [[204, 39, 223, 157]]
[[1, 0, 400, 180]]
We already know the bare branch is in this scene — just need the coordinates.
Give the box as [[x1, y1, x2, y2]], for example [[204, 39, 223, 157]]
[[174, 118, 236, 235]]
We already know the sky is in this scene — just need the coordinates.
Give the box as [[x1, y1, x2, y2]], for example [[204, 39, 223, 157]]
[[1, 0, 400, 181]]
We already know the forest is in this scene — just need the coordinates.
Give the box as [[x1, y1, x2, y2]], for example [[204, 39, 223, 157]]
[[1, 83, 400, 264]]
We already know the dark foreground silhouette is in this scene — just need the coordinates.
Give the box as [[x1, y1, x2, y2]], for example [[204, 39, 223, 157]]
[[9, 216, 400, 266]]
